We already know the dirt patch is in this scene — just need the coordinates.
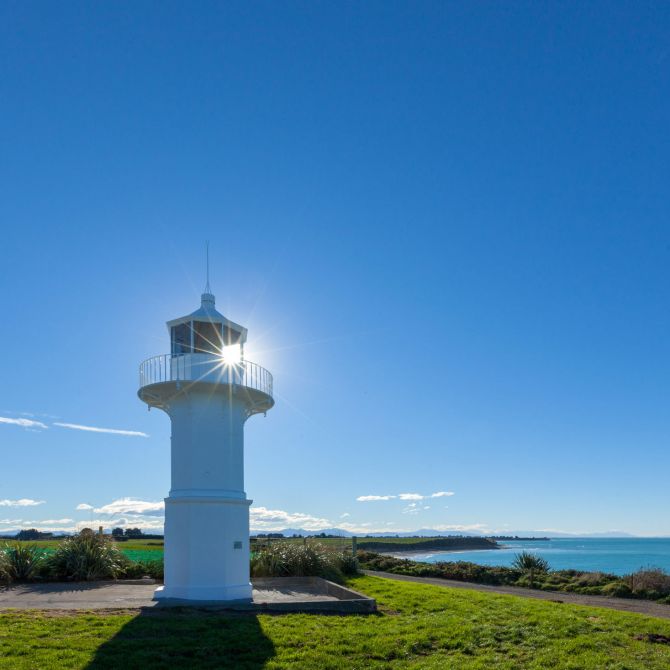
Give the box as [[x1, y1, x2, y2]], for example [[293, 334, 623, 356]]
[[634, 633, 670, 645]]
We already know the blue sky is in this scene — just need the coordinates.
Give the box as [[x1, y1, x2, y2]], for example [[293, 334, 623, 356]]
[[1, 2, 669, 537]]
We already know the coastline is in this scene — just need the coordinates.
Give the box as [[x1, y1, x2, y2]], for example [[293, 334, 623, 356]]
[[380, 546, 501, 559], [357, 537, 498, 554]]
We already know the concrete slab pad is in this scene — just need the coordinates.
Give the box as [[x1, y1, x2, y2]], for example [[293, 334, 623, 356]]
[[0, 577, 376, 613]]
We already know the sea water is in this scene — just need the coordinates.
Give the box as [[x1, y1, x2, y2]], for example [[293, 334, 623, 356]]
[[402, 538, 670, 576]]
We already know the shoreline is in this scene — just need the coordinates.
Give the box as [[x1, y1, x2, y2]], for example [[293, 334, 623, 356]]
[[380, 546, 501, 558]]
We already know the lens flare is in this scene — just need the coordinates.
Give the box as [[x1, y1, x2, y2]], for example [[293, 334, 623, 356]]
[[220, 344, 242, 364]]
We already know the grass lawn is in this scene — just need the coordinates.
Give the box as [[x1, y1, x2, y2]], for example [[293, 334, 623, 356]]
[[2, 575, 670, 668]]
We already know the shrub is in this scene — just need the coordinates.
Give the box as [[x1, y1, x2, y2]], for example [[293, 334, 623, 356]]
[[46, 532, 130, 581], [576, 571, 611, 587], [602, 581, 632, 598], [251, 543, 354, 583], [123, 559, 164, 580], [1, 543, 44, 582], [0, 550, 10, 584], [356, 552, 519, 586], [512, 552, 550, 574], [339, 552, 360, 576], [625, 568, 670, 597]]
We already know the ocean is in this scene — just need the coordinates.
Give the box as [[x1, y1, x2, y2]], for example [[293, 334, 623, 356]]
[[402, 538, 670, 576]]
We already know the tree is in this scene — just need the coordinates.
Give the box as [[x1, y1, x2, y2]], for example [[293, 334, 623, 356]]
[[124, 528, 143, 538], [111, 527, 124, 538], [15, 529, 40, 541]]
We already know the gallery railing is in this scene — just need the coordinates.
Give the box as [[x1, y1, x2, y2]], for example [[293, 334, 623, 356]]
[[139, 354, 273, 398]]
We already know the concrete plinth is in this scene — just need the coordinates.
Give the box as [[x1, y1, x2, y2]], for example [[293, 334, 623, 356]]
[[0, 578, 377, 613]]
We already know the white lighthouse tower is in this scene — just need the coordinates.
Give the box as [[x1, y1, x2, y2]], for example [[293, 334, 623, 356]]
[[138, 281, 274, 603]]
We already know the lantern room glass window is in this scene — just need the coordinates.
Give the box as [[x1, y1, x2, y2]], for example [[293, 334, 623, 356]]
[[193, 321, 222, 354], [171, 323, 192, 355], [222, 325, 242, 346]]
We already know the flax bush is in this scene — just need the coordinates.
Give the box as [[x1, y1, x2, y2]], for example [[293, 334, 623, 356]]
[[0, 548, 10, 584], [0, 543, 45, 582], [250, 542, 358, 583], [46, 532, 130, 581], [512, 551, 550, 574]]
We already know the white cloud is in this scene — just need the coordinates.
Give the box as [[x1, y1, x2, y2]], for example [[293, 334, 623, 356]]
[[358, 491, 455, 502], [69, 497, 169, 532], [94, 498, 164, 516], [0, 416, 48, 430], [0, 499, 45, 507], [54, 423, 148, 438], [356, 495, 396, 502], [76, 516, 165, 531], [0, 510, 166, 534], [0, 415, 148, 437], [250, 506, 331, 531], [340, 512, 350, 518], [402, 503, 432, 515]]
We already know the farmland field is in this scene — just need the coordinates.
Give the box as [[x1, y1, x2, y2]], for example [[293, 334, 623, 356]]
[[5, 539, 165, 563]]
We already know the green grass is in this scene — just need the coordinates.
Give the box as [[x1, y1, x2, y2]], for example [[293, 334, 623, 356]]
[[2, 575, 670, 668], [17, 540, 164, 552], [120, 549, 164, 563], [10, 540, 165, 564]]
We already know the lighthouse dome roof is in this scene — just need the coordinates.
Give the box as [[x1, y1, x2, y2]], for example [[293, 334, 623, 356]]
[[166, 293, 247, 344]]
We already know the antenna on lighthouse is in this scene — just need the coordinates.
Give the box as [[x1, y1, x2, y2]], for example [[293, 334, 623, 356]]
[[205, 240, 211, 294]]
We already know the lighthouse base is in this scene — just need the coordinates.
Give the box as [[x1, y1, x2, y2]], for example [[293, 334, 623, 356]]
[[159, 495, 253, 603], [153, 583, 252, 604]]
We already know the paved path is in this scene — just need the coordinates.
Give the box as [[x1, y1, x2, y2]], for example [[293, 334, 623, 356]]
[[363, 570, 670, 620], [0, 582, 158, 610], [0, 579, 371, 612]]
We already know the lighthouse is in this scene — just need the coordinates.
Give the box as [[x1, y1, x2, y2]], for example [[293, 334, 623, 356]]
[[138, 284, 274, 603]]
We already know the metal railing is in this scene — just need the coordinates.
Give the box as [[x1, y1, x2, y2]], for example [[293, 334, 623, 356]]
[[139, 354, 273, 398]]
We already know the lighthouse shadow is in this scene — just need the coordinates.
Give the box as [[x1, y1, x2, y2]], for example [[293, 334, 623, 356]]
[[86, 608, 275, 669]]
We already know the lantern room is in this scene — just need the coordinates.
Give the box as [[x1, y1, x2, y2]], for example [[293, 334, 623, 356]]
[[166, 292, 248, 362]]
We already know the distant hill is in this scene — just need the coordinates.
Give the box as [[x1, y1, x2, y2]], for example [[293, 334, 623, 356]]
[[258, 527, 641, 539]]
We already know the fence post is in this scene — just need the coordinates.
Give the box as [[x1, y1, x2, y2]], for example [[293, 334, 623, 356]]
[[352, 536, 357, 556]]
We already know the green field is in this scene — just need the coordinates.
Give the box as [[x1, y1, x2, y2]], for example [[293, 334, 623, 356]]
[[2, 575, 670, 668], [11, 539, 165, 564]]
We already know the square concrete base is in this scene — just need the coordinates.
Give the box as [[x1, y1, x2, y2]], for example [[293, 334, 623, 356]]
[[0, 577, 376, 613], [152, 577, 376, 612], [247, 577, 376, 613], [153, 583, 252, 604]]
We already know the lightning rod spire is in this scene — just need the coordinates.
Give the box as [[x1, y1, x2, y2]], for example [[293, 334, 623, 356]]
[[205, 241, 211, 294]]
